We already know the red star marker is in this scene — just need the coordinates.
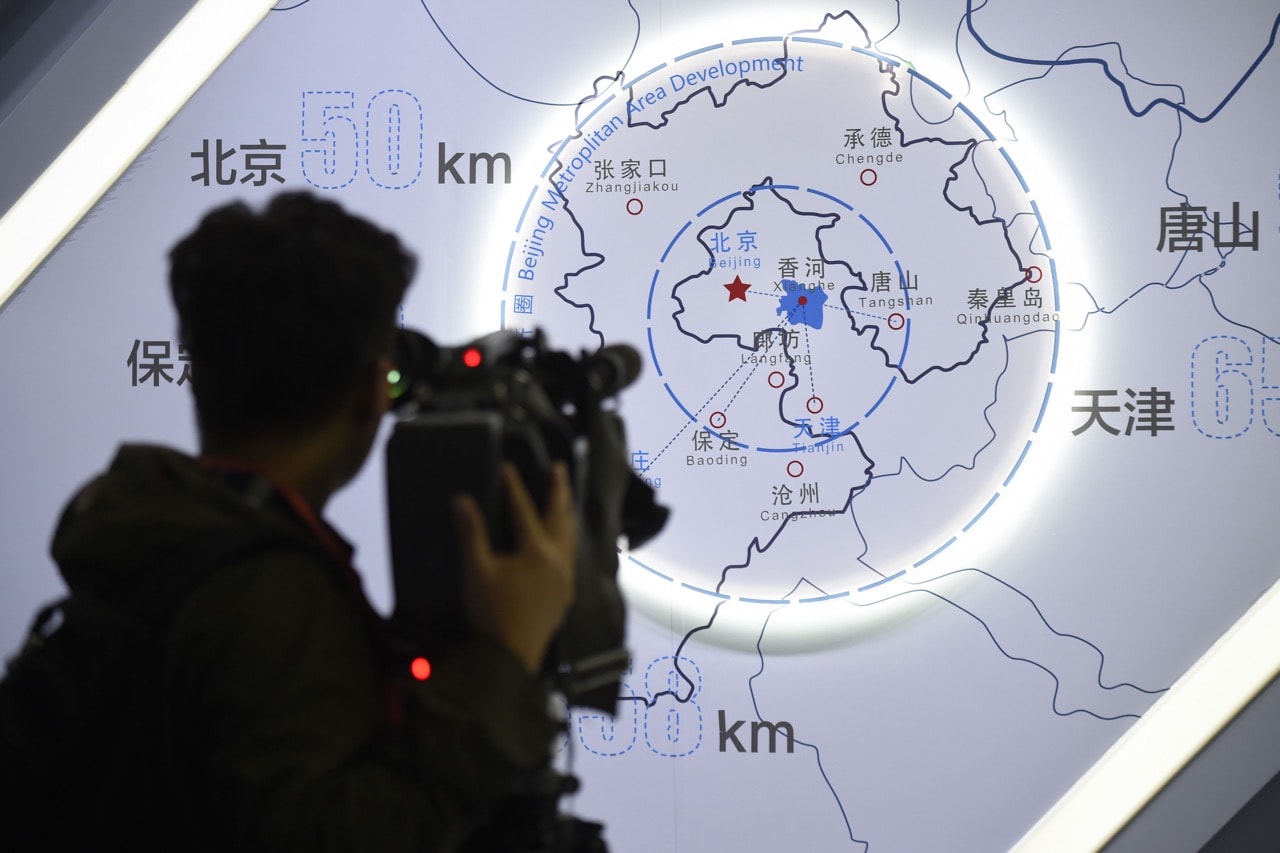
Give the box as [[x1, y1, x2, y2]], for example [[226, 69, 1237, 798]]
[[725, 275, 750, 301]]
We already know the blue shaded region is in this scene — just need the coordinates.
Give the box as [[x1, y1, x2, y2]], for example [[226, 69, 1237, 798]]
[[776, 279, 827, 329]]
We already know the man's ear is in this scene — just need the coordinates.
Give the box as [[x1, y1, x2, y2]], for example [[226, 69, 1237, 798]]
[[350, 355, 394, 425]]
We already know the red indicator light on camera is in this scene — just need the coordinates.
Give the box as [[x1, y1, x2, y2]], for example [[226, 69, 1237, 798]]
[[410, 657, 432, 681], [461, 347, 483, 369]]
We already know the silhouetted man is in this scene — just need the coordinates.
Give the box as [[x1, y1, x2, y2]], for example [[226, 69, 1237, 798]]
[[47, 192, 576, 850]]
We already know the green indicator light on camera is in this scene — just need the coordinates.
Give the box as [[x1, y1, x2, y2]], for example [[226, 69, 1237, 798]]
[[387, 368, 404, 399]]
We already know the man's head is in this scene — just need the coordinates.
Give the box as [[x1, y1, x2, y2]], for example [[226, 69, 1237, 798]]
[[168, 192, 414, 450]]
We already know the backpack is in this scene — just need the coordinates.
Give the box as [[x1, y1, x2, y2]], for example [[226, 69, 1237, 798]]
[[0, 529, 282, 849]]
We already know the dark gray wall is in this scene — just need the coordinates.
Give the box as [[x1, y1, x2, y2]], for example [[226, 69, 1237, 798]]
[[0, 0, 198, 214]]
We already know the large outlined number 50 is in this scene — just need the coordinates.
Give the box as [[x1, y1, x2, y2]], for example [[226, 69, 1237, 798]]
[[302, 89, 423, 190]]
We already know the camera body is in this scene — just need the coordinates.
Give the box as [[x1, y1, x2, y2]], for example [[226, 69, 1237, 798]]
[[385, 328, 666, 714]]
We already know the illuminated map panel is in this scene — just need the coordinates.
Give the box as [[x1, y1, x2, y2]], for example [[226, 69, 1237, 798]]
[[1, 2, 1277, 850]]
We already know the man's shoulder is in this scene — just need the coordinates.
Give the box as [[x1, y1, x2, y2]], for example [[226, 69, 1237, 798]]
[[55, 445, 304, 587], [169, 534, 367, 670]]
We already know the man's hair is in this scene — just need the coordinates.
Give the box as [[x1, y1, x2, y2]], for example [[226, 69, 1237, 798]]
[[168, 192, 414, 442]]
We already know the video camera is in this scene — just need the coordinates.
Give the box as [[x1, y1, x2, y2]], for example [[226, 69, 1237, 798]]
[[384, 327, 667, 714]]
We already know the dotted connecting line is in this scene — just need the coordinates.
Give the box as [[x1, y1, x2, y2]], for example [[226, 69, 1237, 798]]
[[648, 360, 758, 465], [647, 418, 697, 467], [720, 360, 761, 411], [799, 322, 818, 399]]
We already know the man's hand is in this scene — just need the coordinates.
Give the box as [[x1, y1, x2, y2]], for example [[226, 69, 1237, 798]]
[[453, 462, 576, 674]]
